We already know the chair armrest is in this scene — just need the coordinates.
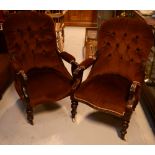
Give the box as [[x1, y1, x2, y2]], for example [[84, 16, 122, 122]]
[[128, 81, 141, 99], [123, 81, 141, 130], [73, 58, 96, 76], [80, 57, 96, 69], [59, 51, 79, 76], [72, 58, 96, 91], [59, 51, 76, 64]]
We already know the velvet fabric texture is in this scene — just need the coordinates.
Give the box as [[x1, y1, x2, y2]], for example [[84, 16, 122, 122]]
[[75, 18, 154, 116], [0, 53, 13, 99], [3, 12, 73, 107], [0, 30, 13, 99]]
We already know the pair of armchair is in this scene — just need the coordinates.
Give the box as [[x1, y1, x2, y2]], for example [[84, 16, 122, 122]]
[[3, 12, 154, 140]]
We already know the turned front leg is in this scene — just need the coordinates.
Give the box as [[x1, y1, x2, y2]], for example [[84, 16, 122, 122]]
[[71, 99, 78, 122], [120, 104, 133, 140]]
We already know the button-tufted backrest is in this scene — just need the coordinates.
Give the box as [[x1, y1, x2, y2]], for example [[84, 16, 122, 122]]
[[89, 18, 154, 82], [3, 12, 65, 73]]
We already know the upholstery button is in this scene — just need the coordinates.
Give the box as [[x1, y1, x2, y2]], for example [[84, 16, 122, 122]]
[[112, 32, 115, 36], [120, 56, 123, 60], [42, 50, 47, 55], [108, 53, 112, 57], [27, 26, 31, 31], [136, 48, 140, 52], [116, 43, 119, 48], [17, 28, 20, 32], [107, 42, 111, 46], [127, 45, 130, 50], [15, 43, 20, 49], [124, 33, 127, 37], [32, 49, 34, 54], [130, 58, 134, 62]]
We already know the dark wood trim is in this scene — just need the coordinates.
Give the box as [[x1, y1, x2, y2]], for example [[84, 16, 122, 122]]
[[64, 22, 97, 27]]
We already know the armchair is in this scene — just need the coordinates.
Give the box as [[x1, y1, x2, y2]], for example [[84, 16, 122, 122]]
[[3, 12, 78, 124], [72, 18, 154, 139]]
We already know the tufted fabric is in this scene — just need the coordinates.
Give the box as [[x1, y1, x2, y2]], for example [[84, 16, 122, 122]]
[[3, 12, 73, 106], [3, 12, 71, 79], [0, 53, 13, 98], [88, 18, 154, 83], [75, 17, 154, 115]]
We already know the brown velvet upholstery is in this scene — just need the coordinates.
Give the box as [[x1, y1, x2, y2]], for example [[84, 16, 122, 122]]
[[0, 25, 13, 99], [0, 53, 13, 99], [73, 18, 154, 139], [75, 74, 131, 116], [3, 12, 76, 124]]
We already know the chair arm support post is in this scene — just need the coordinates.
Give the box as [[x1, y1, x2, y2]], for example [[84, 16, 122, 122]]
[[126, 81, 141, 110], [16, 70, 29, 102], [73, 58, 96, 76], [59, 51, 76, 63], [121, 81, 141, 140], [71, 60, 79, 77], [79, 57, 96, 69], [72, 58, 96, 91], [59, 51, 79, 76]]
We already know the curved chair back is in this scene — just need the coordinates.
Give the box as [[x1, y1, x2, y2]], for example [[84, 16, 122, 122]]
[[3, 12, 68, 76], [89, 18, 154, 82]]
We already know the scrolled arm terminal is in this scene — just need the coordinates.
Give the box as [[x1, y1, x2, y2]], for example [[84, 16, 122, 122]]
[[17, 70, 28, 81]]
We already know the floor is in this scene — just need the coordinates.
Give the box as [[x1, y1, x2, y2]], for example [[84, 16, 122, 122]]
[[0, 27, 155, 144]]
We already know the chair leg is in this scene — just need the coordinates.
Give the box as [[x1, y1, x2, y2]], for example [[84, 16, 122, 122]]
[[71, 99, 78, 122], [26, 103, 34, 125], [120, 107, 133, 140], [120, 119, 129, 140]]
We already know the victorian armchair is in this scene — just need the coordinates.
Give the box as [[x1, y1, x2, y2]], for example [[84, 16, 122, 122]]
[[3, 12, 78, 125], [72, 18, 154, 139]]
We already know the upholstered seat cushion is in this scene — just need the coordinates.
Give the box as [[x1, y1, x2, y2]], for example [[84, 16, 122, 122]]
[[74, 74, 131, 116], [15, 68, 73, 106], [0, 53, 13, 98]]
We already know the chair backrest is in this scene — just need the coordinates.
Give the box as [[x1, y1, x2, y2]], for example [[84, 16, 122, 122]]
[[3, 12, 68, 75], [89, 17, 154, 83]]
